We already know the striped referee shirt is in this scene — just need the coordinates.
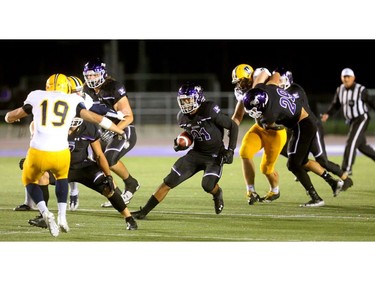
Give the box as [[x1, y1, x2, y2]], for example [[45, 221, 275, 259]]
[[326, 82, 371, 121]]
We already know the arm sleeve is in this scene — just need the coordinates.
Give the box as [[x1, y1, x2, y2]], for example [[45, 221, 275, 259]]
[[21, 104, 33, 115], [215, 113, 239, 151]]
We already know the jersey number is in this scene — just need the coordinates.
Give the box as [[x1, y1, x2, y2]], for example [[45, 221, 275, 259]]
[[40, 99, 69, 126], [277, 88, 296, 114], [191, 127, 211, 141]]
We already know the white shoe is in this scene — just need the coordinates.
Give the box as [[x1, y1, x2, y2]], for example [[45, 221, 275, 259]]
[[42, 211, 59, 237], [101, 201, 112, 208], [69, 195, 79, 211], [122, 185, 140, 204], [58, 217, 70, 233]]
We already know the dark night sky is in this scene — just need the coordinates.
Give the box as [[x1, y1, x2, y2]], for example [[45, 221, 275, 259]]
[[1, 39, 375, 97]]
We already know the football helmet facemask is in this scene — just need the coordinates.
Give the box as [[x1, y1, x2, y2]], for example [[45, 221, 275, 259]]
[[70, 117, 83, 128], [83, 58, 107, 89], [279, 71, 293, 90], [177, 82, 206, 114], [46, 73, 71, 94], [243, 88, 269, 119]]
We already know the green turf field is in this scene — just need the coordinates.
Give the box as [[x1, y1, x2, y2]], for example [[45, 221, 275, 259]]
[[1, 154, 374, 242]]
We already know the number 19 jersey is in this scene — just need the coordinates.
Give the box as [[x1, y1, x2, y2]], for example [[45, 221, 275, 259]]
[[24, 90, 85, 151]]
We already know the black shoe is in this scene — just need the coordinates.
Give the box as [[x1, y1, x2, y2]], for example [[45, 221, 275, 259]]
[[246, 191, 260, 205], [122, 183, 141, 204], [126, 217, 138, 230], [327, 178, 344, 197], [131, 207, 146, 220], [28, 215, 47, 229], [14, 204, 32, 211], [213, 188, 224, 214], [299, 198, 325, 207], [342, 177, 354, 191]]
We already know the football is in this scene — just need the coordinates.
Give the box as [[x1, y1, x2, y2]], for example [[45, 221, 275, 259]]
[[176, 131, 193, 147]]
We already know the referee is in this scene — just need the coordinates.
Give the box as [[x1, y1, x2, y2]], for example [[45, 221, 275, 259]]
[[321, 68, 375, 176]]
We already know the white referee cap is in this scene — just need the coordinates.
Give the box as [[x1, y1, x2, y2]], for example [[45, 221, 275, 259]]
[[341, 68, 355, 77]]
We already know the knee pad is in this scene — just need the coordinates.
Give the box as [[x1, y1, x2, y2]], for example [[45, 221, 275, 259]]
[[93, 172, 107, 194], [201, 175, 218, 193]]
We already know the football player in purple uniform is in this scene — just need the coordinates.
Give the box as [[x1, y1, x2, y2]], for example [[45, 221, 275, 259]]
[[131, 82, 238, 219], [243, 69, 343, 207], [83, 58, 140, 207]]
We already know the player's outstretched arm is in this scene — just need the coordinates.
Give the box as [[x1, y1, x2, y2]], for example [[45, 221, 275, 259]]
[[79, 109, 124, 135], [4, 107, 28, 123]]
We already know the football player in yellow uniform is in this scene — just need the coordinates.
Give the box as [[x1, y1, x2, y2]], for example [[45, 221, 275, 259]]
[[231, 64, 287, 205], [5, 73, 125, 237]]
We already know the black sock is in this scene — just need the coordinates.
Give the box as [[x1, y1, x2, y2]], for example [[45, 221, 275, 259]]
[[307, 186, 322, 200], [321, 170, 334, 183], [141, 195, 160, 215], [40, 185, 49, 206], [124, 175, 138, 188]]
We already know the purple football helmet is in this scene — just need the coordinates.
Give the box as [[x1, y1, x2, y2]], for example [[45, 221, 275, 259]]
[[243, 88, 269, 119], [83, 58, 107, 88], [279, 71, 293, 90], [177, 82, 206, 114]]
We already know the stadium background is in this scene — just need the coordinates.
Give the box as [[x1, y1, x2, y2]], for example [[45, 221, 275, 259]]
[[1, 40, 375, 134]]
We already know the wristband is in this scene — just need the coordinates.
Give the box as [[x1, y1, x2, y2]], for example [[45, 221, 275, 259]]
[[4, 112, 10, 123], [99, 117, 113, 130]]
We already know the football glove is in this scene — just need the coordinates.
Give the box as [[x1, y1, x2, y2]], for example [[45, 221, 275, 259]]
[[222, 149, 234, 164], [100, 130, 116, 142], [19, 157, 26, 170], [173, 138, 189, 152]]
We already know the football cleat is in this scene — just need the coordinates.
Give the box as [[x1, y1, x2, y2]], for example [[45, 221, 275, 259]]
[[131, 207, 146, 220], [326, 177, 344, 197], [246, 191, 260, 205], [101, 201, 112, 208], [28, 214, 47, 229], [14, 204, 32, 211], [126, 217, 138, 230], [58, 217, 70, 233], [213, 187, 224, 214], [299, 198, 325, 207], [260, 191, 280, 203], [69, 195, 79, 211], [42, 211, 59, 237], [342, 177, 353, 191], [122, 184, 140, 204]]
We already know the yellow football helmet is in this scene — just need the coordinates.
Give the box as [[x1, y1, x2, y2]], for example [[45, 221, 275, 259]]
[[45, 73, 71, 94], [68, 76, 84, 94], [231, 64, 254, 84]]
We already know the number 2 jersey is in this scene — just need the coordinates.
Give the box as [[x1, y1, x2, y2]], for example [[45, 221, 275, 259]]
[[254, 83, 303, 129], [23, 90, 86, 151]]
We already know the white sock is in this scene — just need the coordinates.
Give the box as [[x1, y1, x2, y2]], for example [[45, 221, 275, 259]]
[[246, 185, 255, 192], [58, 203, 67, 223], [69, 182, 79, 196], [271, 186, 279, 193], [37, 201, 48, 215]]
